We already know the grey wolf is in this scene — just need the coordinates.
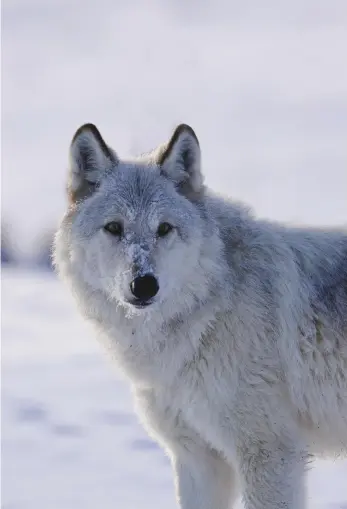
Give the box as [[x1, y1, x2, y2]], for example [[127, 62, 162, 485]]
[[54, 122, 347, 508]]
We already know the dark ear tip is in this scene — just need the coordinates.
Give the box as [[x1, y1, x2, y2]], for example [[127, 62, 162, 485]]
[[71, 123, 115, 161], [72, 123, 101, 143], [172, 124, 199, 146]]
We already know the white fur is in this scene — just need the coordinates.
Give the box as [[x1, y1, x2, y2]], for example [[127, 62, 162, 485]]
[[54, 123, 347, 509]]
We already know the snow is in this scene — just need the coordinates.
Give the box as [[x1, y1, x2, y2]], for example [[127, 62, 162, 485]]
[[2, 270, 176, 509], [2, 0, 347, 507], [2, 270, 347, 508]]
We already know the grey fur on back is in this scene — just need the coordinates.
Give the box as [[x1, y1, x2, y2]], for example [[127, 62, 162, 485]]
[[54, 123, 347, 509]]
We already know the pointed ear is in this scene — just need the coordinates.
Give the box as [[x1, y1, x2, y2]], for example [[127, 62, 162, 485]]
[[68, 123, 118, 203], [158, 124, 203, 194]]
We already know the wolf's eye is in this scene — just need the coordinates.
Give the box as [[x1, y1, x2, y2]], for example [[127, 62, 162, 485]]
[[104, 221, 123, 236], [157, 222, 173, 237]]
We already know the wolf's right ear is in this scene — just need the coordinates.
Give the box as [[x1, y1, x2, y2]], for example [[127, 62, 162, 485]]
[[68, 123, 118, 203]]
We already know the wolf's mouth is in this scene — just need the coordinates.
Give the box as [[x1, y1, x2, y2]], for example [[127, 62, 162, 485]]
[[127, 298, 153, 309]]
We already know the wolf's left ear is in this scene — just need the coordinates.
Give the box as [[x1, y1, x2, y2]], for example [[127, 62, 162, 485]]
[[68, 123, 118, 203], [158, 124, 203, 193]]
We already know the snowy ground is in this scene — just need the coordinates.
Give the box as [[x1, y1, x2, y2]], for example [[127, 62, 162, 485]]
[[2, 270, 347, 509], [2, 0, 347, 507]]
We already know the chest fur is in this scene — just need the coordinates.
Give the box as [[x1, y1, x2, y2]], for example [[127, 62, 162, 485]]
[[101, 304, 223, 388]]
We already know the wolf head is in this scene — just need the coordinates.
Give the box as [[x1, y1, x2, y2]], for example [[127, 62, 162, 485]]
[[55, 123, 225, 320]]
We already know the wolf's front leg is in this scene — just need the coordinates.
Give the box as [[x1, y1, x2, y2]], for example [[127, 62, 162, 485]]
[[239, 442, 306, 509], [135, 389, 238, 509], [172, 441, 238, 509]]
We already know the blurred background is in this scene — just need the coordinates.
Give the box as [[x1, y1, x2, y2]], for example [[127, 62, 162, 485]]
[[2, 1, 347, 508]]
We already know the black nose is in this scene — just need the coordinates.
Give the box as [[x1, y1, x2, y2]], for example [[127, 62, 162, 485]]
[[130, 274, 159, 301]]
